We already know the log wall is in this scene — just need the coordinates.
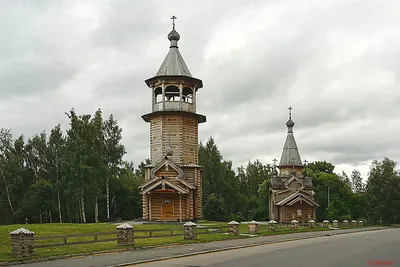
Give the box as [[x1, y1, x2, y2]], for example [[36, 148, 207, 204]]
[[149, 115, 198, 165]]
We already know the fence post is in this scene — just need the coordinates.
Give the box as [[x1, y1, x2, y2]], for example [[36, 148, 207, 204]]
[[10, 228, 35, 257], [248, 220, 259, 235], [116, 223, 134, 246], [359, 220, 363, 226], [308, 220, 316, 228], [323, 220, 329, 227], [351, 220, 357, 227], [183, 221, 197, 240], [268, 220, 277, 231], [228, 221, 240, 235], [332, 220, 339, 228], [291, 220, 299, 230], [343, 220, 349, 226]]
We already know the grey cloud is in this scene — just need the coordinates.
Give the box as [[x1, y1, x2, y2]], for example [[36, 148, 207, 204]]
[[0, 0, 399, 176]]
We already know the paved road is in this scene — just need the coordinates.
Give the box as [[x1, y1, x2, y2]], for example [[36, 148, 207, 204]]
[[131, 228, 400, 267]]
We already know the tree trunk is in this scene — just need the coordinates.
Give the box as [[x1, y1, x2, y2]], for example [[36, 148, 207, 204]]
[[81, 190, 86, 223], [77, 198, 81, 223], [57, 189, 62, 223], [94, 197, 99, 223], [40, 211, 42, 223], [106, 176, 110, 219], [67, 204, 71, 223], [4, 182, 14, 216], [49, 210, 52, 223]]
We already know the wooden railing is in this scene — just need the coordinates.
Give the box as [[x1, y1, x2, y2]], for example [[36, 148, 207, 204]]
[[34, 231, 119, 248], [197, 226, 229, 235], [134, 228, 184, 239]]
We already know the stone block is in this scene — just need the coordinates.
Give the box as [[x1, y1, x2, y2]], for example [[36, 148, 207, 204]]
[[248, 220, 259, 235], [10, 228, 35, 257], [183, 221, 197, 240], [228, 221, 240, 235]]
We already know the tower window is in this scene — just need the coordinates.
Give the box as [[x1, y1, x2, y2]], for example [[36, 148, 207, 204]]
[[154, 87, 162, 103], [165, 86, 179, 101], [183, 87, 193, 103]]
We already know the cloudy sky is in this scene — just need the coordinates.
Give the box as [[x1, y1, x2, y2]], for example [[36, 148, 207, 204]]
[[1, 0, 399, 179]]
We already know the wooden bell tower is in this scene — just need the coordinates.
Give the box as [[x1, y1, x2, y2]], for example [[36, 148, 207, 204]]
[[139, 16, 206, 221]]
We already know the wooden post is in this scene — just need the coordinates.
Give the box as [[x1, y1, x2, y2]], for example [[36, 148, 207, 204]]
[[179, 83, 183, 109], [179, 194, 182, 222], [161, 83, 165, 110], [10, 228, 35, 257], [148, 194, 152, 221]]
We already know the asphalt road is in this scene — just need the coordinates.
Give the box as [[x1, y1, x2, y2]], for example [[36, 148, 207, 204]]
[[131, 228, 399, 267]]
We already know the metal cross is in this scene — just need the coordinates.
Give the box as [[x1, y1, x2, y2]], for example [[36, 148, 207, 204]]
[[303, 159, 308, 166], [273, 158, 277, 166], [288, 106, 293, 118], [171, 15, 177, 29]]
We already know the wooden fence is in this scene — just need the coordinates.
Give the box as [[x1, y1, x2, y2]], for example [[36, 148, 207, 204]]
[[34, 231, 119, 248], [9, 220, 362, 258]]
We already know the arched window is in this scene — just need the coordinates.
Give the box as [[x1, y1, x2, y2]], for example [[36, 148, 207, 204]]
[[154, 87, 162, 103], [183, 87, 193, 103], [165, 86, 179, 101]]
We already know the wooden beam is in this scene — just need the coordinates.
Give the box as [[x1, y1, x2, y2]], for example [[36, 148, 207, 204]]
[[149, 194, 152, 221], [179, 194, 183, 222]]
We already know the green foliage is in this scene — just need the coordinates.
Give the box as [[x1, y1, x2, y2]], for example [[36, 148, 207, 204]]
[[199, 137, 272, 222], [203, 193, 229, 221], [365, 158, 400, 224], [0, 109, 143, 225]]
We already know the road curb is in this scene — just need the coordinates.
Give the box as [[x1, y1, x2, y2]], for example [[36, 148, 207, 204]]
[[106, 227, 390, 267]]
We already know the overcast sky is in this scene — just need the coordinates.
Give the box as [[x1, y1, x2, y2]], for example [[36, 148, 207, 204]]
[[1, 0, 399, 179]]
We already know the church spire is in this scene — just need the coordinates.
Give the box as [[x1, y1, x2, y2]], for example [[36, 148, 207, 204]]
[[153, 15, 193, 78], [279, 107, 303, 170]]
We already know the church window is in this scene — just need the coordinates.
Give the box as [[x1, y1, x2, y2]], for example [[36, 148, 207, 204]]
[[297, 209, 302, 216]]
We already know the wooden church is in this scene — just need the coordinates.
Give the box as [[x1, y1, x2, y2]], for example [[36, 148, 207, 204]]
[[139, 17, 205, 222], [269, 108, 319, 223]]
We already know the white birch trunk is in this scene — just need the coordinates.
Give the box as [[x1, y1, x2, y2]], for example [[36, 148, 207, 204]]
[[4, 182, 14, 215], [57, 189, 62, 223], [80, 191, 86, 223], [94, 197, 99, 223]]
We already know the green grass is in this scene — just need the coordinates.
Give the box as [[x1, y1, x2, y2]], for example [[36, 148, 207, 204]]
[[0, 221, 371, 263]]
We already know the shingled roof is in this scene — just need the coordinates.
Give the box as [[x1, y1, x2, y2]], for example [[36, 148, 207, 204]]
[[279, 114, 303, 168], [270, 175, 313, 190], [154, 27, 192, 77]]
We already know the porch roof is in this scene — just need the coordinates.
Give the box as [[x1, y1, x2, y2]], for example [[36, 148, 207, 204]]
[[140, 177, 189, 195], [276, 192, 319, 207]]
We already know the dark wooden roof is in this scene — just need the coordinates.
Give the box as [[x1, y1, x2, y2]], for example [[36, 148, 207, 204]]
[[270, 175, 313, 190]]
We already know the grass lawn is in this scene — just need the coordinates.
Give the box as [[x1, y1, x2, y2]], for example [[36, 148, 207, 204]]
[[0, 221, 371, 263]]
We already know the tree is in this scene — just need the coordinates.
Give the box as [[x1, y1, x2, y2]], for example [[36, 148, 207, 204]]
[[0, 129, 16, 219], [307, 161, 335, 174], [340, 171, 351, 188], [366, 158, 400, 224], [48, 124, 65, 223], [103, 114, 125, 219], [203, 194, 228, 221], [351, 169, 364, 193]]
